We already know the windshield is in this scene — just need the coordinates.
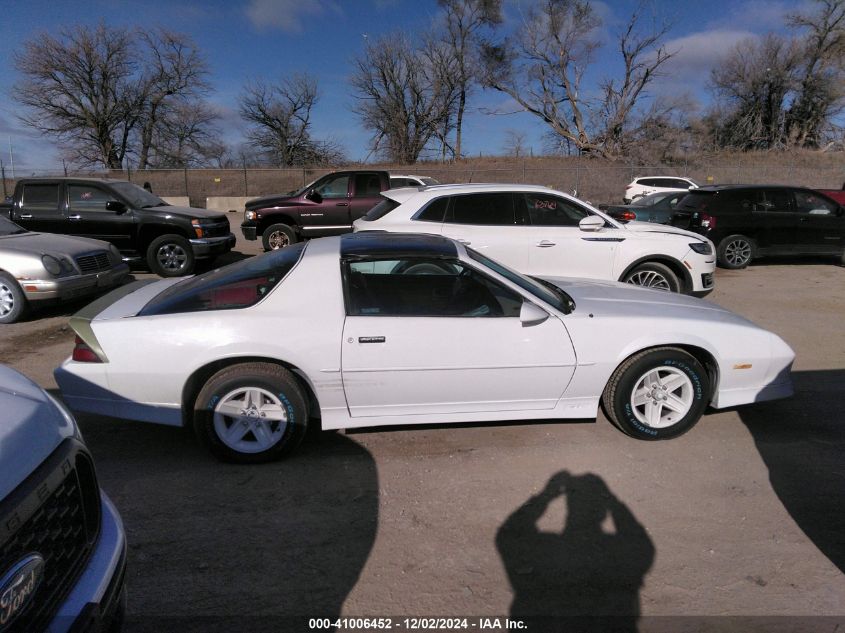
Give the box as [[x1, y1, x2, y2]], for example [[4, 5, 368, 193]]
[[631, 192, 671, 207], [109, 181, 167, 209], [466, 248, 574, 314], [0, 216, 28, 236]]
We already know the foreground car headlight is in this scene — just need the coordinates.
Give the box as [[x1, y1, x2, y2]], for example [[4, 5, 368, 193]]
[[689, 242, 713, 255], [42, 254, 63, 276], [245, 210, 257, 222]]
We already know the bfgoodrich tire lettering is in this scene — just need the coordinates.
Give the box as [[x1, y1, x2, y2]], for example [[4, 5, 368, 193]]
[[602, 347, 710, 440], [193, 362, 308, 463]]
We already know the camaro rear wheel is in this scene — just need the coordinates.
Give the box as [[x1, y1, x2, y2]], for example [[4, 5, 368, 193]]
[[262, 223, 298, 251], [602, 347, 710, 440], [0, 273, 28, 324], [193, 363, 308, 463], [147, 234, 196, 277], [717, 235, 753, 269], [623, 262, 680, 293]]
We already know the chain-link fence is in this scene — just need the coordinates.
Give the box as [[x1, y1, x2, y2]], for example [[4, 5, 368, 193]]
[[3, 160, 845, 207]]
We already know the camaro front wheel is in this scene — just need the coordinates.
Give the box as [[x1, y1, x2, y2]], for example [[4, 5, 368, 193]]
[[602, 347, 710, 440], [193, 363, 308, 463]]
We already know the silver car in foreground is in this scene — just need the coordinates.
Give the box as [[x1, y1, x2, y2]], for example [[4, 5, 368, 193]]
[[0, 216, 129, 323]]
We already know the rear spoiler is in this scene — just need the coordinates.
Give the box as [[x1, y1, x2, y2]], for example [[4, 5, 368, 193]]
[[69, 280, 157, 362]]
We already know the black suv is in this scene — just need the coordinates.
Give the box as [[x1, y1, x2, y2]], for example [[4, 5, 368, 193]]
[[3, 178, 236, 276], [671, 185, 845, 268]]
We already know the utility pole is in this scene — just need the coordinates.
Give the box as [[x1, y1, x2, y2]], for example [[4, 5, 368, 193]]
[[8, 136, 14, 179]]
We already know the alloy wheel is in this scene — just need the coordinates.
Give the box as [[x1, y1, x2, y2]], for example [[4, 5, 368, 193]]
[[156, 243, 188, 271], [629, 367, 694, 428], [626, 270, 672, 291], [268, 231, 290, 250], [212, 387, 289, 454], [0, 282, 14, 317], [724, 239, 752, 267]]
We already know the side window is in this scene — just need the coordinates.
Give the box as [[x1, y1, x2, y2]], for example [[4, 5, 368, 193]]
[[518, 193, 589, 227], [671, 179, 692, 189], [794, 191, 837, 215], [345, 258, 522, 318], [68, 185, 113, 211], [448, 193, 515, 225], [22, 184, 59, 211], [353, 174, 382, 197], [638, 178, 659, 187], [315, 175, 350, 199], [761, 190, 793, 212], [390, 178, 409, 188], [414, 197, 448, 223]]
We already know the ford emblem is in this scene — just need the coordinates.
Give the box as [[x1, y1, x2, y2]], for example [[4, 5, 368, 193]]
[[0, 553, 45, 631]]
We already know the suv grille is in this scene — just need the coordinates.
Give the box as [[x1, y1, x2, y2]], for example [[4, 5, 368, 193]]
[[75, 252, 112, 274], [203, 219, 230, 238], [0, 439, 101, 633]]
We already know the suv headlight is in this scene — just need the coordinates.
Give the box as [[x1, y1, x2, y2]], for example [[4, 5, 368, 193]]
[[689, 242, 712, 255], [42, 254, 63, 276], [245, 210, 257, 221]]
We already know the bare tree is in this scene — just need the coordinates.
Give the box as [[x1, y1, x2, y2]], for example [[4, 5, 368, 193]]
[[710, 34, 800, 149], [437, 0, 503, 159], [784, 0, 845, 146], [136, 29, 211, 169], [239, 75, 344, 166], [147, 101, 222, 167], [351, 33, 458, 164], [14, 23, 141, 168], [481, 0, 673, 158], [502, 129, 528, 157]]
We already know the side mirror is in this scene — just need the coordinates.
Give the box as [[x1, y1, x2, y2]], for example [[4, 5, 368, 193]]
[[579, 215, 605, 232], [305, 189, 323, 203], [106, 200, 127, 214], [520, 301, 549, 327]]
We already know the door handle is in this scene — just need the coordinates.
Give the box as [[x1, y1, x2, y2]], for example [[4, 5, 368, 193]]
[[19, 214, 32, 219], [336, 202, 349, 207], [536, 240, 556, 247], [68, 215, 82, 220], [358, 336, 385, 344], [457, 238, 471, 245]]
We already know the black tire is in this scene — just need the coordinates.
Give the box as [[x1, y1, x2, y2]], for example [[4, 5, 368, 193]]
[[717, 234, 754, 269], [601, 347, 710, 440], [622, 262, 681, 293], [193, 362, 308, 463], [146, 234, 196, 277], [0, 273, 28, 324], [262, 223, 298, 251]]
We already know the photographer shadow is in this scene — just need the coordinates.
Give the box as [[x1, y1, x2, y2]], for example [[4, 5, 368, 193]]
[[497, 471, 654, 632]]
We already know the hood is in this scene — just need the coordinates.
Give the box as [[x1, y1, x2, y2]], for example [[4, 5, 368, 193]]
[[621, 220, 706, 241], [0, 231, 113, 256], [147, 205, 227, 220], [0, 366, 76, 499], [245, 193, 304, 210], [542, 276, 754, 325]]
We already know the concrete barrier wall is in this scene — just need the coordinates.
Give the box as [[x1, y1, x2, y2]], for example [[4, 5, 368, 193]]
[[161, 196, 190, 207], [206, 197, 250, 213]]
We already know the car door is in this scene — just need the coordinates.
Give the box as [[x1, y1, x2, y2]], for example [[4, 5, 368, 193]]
[[753, 189, 801, 252], [348, 173, 384, 221], [519, 192, 619, 279], [792, 190, 845, 253], [15, 182, 65, 234], [340, 256, 576, 418], [66, 183, 135, 251], [437, 192, 529, 271], [303, 172, 352, 235]]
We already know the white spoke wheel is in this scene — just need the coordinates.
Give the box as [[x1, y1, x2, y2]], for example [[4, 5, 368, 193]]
[[147, 234, 196, 277], [262, 223, 298, 251], [602, 347, 710, 440], [0, 273, 27, 324], [193, 363, 309, 463], [623, 262, 680, 293], [717, 235, 754, 269]]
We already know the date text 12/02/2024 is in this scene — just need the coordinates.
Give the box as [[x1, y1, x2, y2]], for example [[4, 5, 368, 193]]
[[308, 618, 527, 630]]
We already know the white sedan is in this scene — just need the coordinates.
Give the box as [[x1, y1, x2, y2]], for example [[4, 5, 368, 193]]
[[55, 233, 794, 462]]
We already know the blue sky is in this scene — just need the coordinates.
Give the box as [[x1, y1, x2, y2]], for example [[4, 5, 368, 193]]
[[0, 0, 801, 171]]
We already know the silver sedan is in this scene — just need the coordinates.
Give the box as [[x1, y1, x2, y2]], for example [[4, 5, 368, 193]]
[[0, 216, 130, 323]]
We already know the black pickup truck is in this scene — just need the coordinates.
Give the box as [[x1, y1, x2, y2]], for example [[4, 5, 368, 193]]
[[240, 170, 390, 250], [2, 178, 235, 276]]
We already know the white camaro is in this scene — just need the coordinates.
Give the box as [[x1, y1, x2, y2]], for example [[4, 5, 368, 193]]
[[352, 183, 716, 296], [55, 233, 794, 463]]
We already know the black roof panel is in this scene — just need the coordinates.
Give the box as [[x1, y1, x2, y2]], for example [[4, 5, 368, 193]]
[[341, 232, 458, 260]]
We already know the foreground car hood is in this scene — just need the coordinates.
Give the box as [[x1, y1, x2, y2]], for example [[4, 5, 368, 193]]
[[622, 220, 705, 241], [0, 366, 75, 499], [0, 232, 113, 256]]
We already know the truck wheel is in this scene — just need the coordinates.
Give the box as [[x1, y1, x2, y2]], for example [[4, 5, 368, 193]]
[[147, 234, 196, 277], [262, 224, 298, 251], [0, 273, 28, 324], [193, 362, 309, 463]]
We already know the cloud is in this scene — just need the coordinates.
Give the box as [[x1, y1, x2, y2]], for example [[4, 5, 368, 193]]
[[659, 29, 757, 79], [245, 0, 341, 33], [708, 0, 813, 32]]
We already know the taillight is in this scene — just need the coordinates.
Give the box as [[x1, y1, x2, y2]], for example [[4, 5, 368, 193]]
[[700, 213, 716, 229], [625, 185, 633, 190], [72, 335, 103, 363], [619, 210, 637, 221]]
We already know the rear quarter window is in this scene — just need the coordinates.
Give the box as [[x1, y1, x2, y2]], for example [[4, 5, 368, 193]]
[[362, 198, 399, 222], [138, 243, 306, 315]]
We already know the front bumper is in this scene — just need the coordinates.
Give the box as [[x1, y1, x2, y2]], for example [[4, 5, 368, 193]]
[[21, 264, 130, 303], [682, 247, 716, 294], [50, 492, 127, 633], [189, 233, 236, 258], [241, 222, 258, 240]]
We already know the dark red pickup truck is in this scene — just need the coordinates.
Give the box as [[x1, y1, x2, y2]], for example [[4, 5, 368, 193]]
[[241, 170, 390, 250], [816, 189, 845, 205]]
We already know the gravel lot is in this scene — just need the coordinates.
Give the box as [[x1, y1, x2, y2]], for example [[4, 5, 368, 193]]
[[2, 235, 844, 632]]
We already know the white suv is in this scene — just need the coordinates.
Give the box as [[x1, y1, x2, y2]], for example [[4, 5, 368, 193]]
[[624, 176, 698, 203], [353, 183, 716, 295]]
